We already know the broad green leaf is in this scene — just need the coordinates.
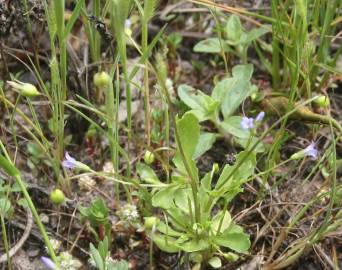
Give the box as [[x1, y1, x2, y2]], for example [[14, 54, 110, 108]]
[[156, 222, 183, 237], [225, 222, 244, 234], [214, 232, 250, 253], [178, 85, 202, 110], [217, 65, 254, 118], [136, 163, 161, 184], [225, 15, 243, 43], [152, 186, 177, 209], [220, 116, 250, 139], [211, 210, 232, 234], [212, 78, 234, 102], [193, 38, 229, 53], [208, 257, 222, 268], [243, 27, 269, 44], [167, 207, 190, 230], [174, 188, 193, 215], [176, 113, 200, 160], [0, 198, 12, 216], [180, 239, 209, 252], [89, 243, 104, 270], [98, 237, 108, 260], [152, 234, 180, 253], [174, 113, 200, 182], [178, 85, 219, 122], [193, 133, 217, 159], [232, 64, 253, 80]]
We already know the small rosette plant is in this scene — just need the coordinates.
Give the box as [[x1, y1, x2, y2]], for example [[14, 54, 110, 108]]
[[137, 113, 256, 268]]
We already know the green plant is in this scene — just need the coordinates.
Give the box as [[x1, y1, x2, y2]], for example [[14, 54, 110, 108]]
[[194, 14, 269, 63], [138, 113, 255, 268], [177, 64, 264, 154], [80, 198, 110, 242], [89, 237, 129, 270]]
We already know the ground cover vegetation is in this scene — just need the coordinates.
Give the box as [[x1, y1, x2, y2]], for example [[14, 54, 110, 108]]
[[0, 0, 341, 269]]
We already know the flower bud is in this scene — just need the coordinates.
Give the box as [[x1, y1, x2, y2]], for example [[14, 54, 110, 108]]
[[313, 95, 330, 108], [213, 163, 219, 174], [144, 150, 155, 165], [50, 189, 65, 205], [251, 92, 258, 102], [290, 151, 304, 160], [124, 19, 132, 36], [7, 81, 40, 98], [222, 252, 239, 261], [144, 216, 159, 230], [93, 72, 111, 88]]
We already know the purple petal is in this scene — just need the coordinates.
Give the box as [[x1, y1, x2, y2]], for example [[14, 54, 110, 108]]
[[303, 143, 318, 159], [62, 152, 77, 169], [41, 256, 56, 269], [255, 111, 265, 122], [241, 117, 254, 130], [65, 152, 76, 163], [62, 160, 76, 169]]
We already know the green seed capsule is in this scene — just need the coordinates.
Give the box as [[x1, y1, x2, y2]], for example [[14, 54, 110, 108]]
[[144, 150, 155, 165], [313, 95, 330, 108], [213, 163, 219, 173], [93, 72, 111, 87], [7, 81, 40, 98], [50, 189, 65, 205]]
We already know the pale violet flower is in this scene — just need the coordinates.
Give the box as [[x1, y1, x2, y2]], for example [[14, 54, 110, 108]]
[[303, 142, 318, 160], [290, 142, 318, 160], [255, 111, 265, 122], [41, 256, 56, 269], [241, 111, 265, 130], [62, 152, 92, 172], [62, 152, 77, 169], [241, 117, 254, 130]]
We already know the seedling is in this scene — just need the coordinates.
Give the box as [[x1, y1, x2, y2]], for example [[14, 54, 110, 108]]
[[80, 198, 110, 241]]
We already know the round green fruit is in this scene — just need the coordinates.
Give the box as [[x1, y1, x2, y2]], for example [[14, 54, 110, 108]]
[[93, 71, 111, 87], [50, 189, 65, 205], [144, 150, 155, 165], [314, 95, 330, 108]]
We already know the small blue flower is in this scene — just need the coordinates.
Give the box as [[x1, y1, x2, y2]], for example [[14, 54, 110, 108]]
[[62, 152, 77, 169], [41, 256, 56, 269], [241, 111, 265, 130], [303, 142, 318, 160], [241, 116, 254, 130], [255, 111, 265, 122]]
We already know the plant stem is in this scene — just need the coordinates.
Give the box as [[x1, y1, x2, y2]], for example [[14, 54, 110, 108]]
[[0, 214, 11, 269], [14, 174, 57, 262]]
